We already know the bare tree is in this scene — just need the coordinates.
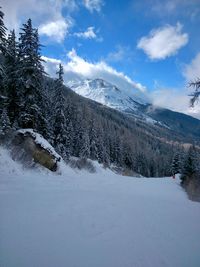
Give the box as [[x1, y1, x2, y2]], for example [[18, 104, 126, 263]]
[[189, 78, 200, 106]]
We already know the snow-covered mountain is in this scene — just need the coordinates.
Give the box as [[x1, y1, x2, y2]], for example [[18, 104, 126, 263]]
[[68, 78, 200, 135], [67, 78, 169, 126], [68, 78, 149, 113]]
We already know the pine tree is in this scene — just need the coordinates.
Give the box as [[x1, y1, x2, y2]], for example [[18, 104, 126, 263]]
[[64, 101, 74, 157], [53, 64, 68, 159], [79, 130, 90, 159], [65, 120, 73, 156], [171, 153, 181, 175], [4, 30, 20, 126], [181, 146, 197, 184], [42, 78, 55, 143], [17, 19, 45, 130], [89, 117, 99, 160], [135, 153, 147, 176], [0, 7, 7, 91], [95, 124, 104, 163], [0, 108, 11, 140], [71, 105, 82, 157], [102, 133, 110, 167]]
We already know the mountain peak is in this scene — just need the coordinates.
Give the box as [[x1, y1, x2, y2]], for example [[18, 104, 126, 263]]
[[68, 78, 149, 112]]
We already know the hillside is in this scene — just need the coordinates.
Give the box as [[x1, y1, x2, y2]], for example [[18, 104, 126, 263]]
[[1, 147, 200, 267], [69, 78, 200, 142], [142, 105, 200, 140]]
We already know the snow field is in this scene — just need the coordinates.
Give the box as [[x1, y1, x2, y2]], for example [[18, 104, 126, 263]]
[[0, 147, 200, 267]]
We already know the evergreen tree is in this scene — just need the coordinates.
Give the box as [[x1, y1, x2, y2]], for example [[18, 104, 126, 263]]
[[0, 7, 7, 91], [17, 19, 45, 130], [96, 124, 105, 163], [135, 153, 147, 176], [122, 141, 134, 170], [0, 108, 11, 140], [64, 101, 74, 157], [171, 153, 181, 175], [102, 134, 110, 167], [4, 30, 20, 126], [181, 146, 197, 184], [79, 130, 90, 159], [53, 64, 68, 159], [89, 118, 99, 160], [65, 120, 74, 156]]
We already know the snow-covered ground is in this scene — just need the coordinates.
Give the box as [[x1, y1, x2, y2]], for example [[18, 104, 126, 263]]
[[0, 147, 200, 267]]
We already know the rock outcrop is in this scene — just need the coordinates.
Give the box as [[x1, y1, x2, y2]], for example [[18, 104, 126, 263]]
[[12, 129, 61, 171]]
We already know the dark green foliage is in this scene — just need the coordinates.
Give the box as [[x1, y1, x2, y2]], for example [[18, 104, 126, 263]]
[[181, 146, 199, 184], [4, 30, 20, 126], [0, 7, 7, 92], [0, 107, 11, 142], [171, 153, 182, 175], [17, 19, 46, 132], [52, 64, 69, 160], [180, 146, 200, 202]]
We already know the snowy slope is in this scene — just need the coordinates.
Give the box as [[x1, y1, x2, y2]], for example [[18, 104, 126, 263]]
[[1, 147, 200, 267], [68, 78, 149, 112], [68, 78, 169, 127]]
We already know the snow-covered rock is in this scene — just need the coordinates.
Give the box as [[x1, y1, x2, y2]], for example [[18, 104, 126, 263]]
[[12, 129, 61, 171]]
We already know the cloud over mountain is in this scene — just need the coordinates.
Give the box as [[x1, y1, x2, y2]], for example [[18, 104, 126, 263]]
[[42, 49, 147, 98]]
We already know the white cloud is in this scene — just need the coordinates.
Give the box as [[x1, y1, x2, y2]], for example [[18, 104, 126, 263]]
[[41, 52, 200, 119], [42, 57, 61, 65], [74, 26, 97, 39], [183, 53, 200, 81], [66, 49, 146, 94], [39, 18, 73, 42], [137, 23, 188, 60], [83, 0, 104, 13], [42, 56, 61, 75], [42, 49, 148, 101], [1, 0, 77, 36], [150, 87, 200, 119]]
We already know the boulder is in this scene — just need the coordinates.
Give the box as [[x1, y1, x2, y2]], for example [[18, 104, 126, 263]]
[[12, 129, 61, 171]]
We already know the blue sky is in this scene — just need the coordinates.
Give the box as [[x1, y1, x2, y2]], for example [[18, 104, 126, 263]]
[[2, 0, 200, 117]]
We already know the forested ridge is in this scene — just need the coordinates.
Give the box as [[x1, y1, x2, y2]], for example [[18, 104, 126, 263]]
[[0, 7, 200, 180]]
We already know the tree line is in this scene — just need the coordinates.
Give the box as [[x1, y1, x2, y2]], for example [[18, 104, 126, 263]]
[[0, 7, 199, 180]]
